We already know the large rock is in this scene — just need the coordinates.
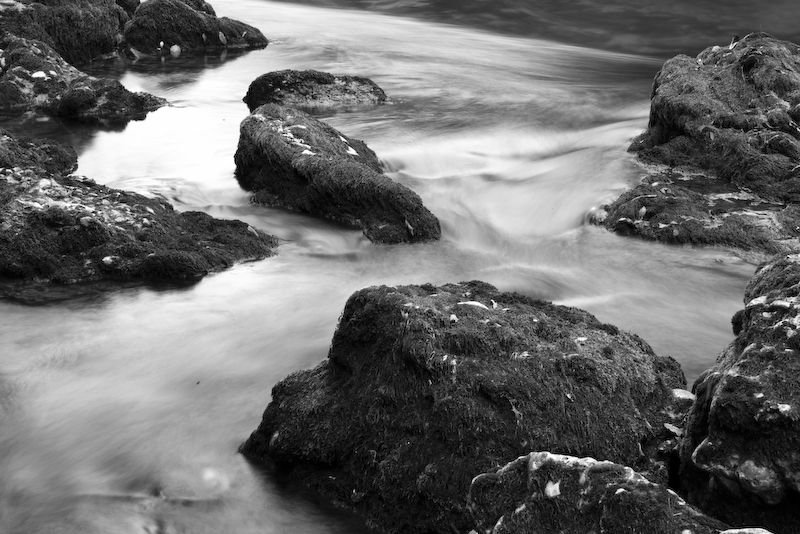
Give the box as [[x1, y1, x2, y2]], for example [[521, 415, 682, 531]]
[[0, 130, 278, 297], [240, 281, 688, 533], [243, 70, 387, 112], [596, 33, 800, 257], [0, 0, 127, 65], [0, 32, 166, 123], [679, 252, 800, 533], [468, 452, 739, 534], [123, 0, 268, 57], [234, 104, 441, 244]]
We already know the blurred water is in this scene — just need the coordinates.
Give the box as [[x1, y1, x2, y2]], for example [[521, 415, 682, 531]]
[[0, 1, 759, 532]]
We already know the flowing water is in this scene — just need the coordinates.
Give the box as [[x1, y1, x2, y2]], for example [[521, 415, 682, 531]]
[[0, 1, 786, 531]]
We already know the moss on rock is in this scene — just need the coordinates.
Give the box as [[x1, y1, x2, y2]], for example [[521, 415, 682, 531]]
[[240, 281, 688, 533]]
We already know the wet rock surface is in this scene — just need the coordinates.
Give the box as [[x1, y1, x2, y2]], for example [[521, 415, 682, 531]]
[[0, 0, 128, 65], [0, 130, 279, 299], [597, 33, 800, 257], [243, 70, 387, 111], [0, 32, 166, 123], [591, 166, 800, 257], [123, 0, 268, 57], [240, 281, 688, 533], [468, 451, 734, 534], [234, 104, 441, 244], [679, 252, 800, 534]]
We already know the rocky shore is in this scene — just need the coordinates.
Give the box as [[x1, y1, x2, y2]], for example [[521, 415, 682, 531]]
[[2, 4, 798, 532], [0, 128, 278, 300], [0, 0, 277, 300]]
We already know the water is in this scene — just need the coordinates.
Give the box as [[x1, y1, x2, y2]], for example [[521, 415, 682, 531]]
[[0, 1, 767, 531]]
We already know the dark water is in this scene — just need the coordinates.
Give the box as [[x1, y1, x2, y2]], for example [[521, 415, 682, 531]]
[[0, 0, 774, 531]]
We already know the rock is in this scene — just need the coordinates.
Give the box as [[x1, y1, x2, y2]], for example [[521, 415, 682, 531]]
[[598, 33, 800, 258], [243, 70, 387, 112], [234, 104, 441, 244], [0, 32, 166, 123], [123, 0, 268, 57], [680, 252, 800, 533], [0, 128, 77, 175], [468, 451, 733, 534], [0, 130, 279, 297], [0, 0, 127, 65], [239, 281, 688, 533], [591, 169, 800, 257]]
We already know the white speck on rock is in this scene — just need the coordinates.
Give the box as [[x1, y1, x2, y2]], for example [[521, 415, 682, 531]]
[[544, 480, 561, 498], [673, 388, 696, 401], [101, 256, 117, 265], [31, 71, 47, 79], [615, 488, 627, 495], [449, 314, 458, 323]]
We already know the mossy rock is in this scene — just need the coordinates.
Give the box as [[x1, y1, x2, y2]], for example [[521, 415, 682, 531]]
[[123, 0, 267, 56], [243, 69, 387, 111], [680, 252, 800, 534], [240, 281, 688, 533], [468, 452, 730, 534], [234, 104, 441, 244]]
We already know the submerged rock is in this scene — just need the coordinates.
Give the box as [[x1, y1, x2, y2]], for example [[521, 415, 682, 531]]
[[0, 130, 278, 295], [123, 0, 268, 57], [234, 104, 441, 244], [240, 281, 688, 533], [680, 252, 800, 533], [243, 70, 387, 111], [0, 32, 166, 123], [468, 451, 734, 534], [598, 33, 800, 257]]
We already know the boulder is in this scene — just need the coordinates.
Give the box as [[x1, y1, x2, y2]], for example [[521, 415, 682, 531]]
[[598, 33, 800, 257], [0, 0, 127, 65], [234, 104, 441, 244], [240, 281, 689, 533], [123, 0, 268, 57], [468, 451, 737, 534], [0, 32, 166, 123], [243, 70, 387, 111], [679, 252, 800, 533], [0, 130, 279, 295]]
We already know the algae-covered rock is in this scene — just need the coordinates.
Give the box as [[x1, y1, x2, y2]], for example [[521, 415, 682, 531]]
[[599, 33, 800, 257], [123, 0, 268, 56], [0, 0, 127, 65], [591, 168, 800, 257], [0, 32, 166, 123], [468, 452, 732, 534], [243, 70, 387, 111], [240, 281, 687, 533], [234, 104, 441, 244], [0, 130, 278, 297], [632, 33, 800, 197], [679, 252, 800, 533]]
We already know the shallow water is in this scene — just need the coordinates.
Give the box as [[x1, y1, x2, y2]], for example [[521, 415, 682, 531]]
[[0, 1, 763, 531]]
